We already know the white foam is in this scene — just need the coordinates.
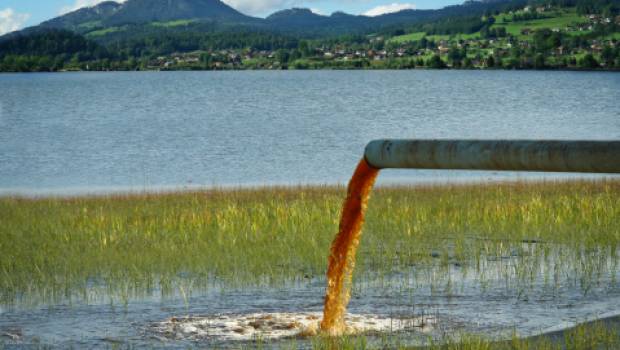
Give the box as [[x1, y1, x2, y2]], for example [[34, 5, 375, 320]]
[[151, 312, 436, 341]]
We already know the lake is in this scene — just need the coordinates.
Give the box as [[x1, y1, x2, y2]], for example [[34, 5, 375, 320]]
[[1, 71, 620, 348], [1, 70, 619, 195]]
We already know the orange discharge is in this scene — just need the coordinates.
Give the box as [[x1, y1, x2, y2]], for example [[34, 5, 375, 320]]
[[320, 158, 379, 335]]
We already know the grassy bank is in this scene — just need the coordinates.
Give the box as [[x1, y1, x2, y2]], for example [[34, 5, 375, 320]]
[[307, 316, 620, 349], [1, 180, 619, 307]]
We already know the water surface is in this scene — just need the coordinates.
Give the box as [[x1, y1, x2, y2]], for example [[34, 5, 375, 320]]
[[1, 71, 618, 195], [1, 71, 619, 348]]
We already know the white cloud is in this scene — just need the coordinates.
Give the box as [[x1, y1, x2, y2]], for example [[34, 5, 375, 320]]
[[310, 8, 325, 16], [60, 0, 127, 15], [363, 3, 416, 17], [0, 8, 30, 35], [221, 0, 296, 16]]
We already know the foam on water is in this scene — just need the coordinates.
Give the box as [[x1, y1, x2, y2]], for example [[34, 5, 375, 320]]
[[150, 312, 436, 341]]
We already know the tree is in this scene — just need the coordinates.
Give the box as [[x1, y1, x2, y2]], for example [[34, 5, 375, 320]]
[[534, 54, 546, 69], [486, 55, 495, 68], [601, 46, 615, 66], [427, 54, 446, 69], [579, 54, 599, 69], [463, 57, 473, 68], [275, 49, 290, 63], [448, 46, 465, 67]]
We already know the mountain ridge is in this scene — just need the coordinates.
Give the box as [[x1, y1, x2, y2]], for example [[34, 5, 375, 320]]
[[6, 0, 523, 40]]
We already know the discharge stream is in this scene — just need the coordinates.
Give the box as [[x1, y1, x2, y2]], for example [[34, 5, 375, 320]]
[[320, 158, 379, 335]]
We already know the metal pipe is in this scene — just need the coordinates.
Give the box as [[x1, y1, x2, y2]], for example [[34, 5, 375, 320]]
[[364, 140, 620, 173]]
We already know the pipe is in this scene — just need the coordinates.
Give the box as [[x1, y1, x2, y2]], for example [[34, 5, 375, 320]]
[[364, 140, 620, 173]]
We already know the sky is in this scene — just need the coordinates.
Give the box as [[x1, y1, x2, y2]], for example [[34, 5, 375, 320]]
[[0, 0, 463, 35]]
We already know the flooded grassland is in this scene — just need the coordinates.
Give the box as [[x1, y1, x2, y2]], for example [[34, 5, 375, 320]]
[[1, 180, 619, 348]]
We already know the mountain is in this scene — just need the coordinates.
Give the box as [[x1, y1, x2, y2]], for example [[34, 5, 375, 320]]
[[3, 0, 618, 72], [266, 8, 326, 23], [104, 0, 255, 25], [35, 0, 256, 33], [8, 0, 526, 40], [41, 1, 122, 30], [0, 0, 535, 50]]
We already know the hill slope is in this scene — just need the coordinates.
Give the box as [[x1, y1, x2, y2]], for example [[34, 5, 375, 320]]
[[35, 0, 256, 34], [7, 0, 530, 40]]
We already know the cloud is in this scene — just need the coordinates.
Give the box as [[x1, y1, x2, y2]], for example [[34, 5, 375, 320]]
[[60, 0, 127, 15], [60, 0, 297, 17], [221, 0, 297, 16], [363, 3, 416, 16], [310, 8, 326, 16], [0, 8, 31, 35]]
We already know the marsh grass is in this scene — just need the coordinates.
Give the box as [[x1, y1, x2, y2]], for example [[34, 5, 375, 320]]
[[262, 317, 620, 350], [0, 180, 619, 307]]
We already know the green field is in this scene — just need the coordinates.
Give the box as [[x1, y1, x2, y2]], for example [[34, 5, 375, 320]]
[[389, 8, 591, 44], [389, 31, 481, 44], [389, 32, 427, 43], [492, 9, 589, 38], [85, 26, 127, 37], [150, 19, 198, 28], [605, 32, 620, 40], [76, 20, 102, 30]]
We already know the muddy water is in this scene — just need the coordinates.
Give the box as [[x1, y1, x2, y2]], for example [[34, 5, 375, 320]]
[[321, 159, 379, 334], [1, 248, 619, 348]]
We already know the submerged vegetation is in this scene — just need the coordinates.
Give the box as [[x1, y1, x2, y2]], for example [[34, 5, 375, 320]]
[[1, 179, 618, 308]]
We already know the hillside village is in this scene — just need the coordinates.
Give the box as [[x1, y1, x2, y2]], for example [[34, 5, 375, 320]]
[[136, 6, 620, 71], [1, 2, 619, 72]]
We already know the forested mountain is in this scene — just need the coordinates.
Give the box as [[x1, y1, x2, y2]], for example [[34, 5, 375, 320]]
[[104, 0, 256, 25], [37, 0, 256, 30], [5, 0, 531, 40], [0, 0, 618, 72]]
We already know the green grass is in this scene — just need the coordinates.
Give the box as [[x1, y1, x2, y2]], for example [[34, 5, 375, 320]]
[[76, 20, 102, 30], [390, 8, 593, 44], [293, 317, 620, 349], [150, 19, 198, 28], [85, 26, 127, 37], [390, 32, 427, 43], [492, 9, 588, 39], [389, 32, 481, 44], [1, 180, 619, 307], [426, 33, 481, 41], [605, 32, 620, 40]]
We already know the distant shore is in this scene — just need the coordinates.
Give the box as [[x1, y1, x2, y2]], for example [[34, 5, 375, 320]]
[[2, 65, 619, 73]]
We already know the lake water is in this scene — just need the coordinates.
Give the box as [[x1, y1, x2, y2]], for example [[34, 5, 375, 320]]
[[1, 70, 619, 195], [1, 71, 620, 348]]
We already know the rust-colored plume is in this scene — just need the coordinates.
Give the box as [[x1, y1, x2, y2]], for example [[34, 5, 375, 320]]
[[320, 158, 379, 335]]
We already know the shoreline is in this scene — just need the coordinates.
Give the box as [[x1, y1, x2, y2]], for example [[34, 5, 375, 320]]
[[2, 177, 618, 200], [1, 66, 619, 73]]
